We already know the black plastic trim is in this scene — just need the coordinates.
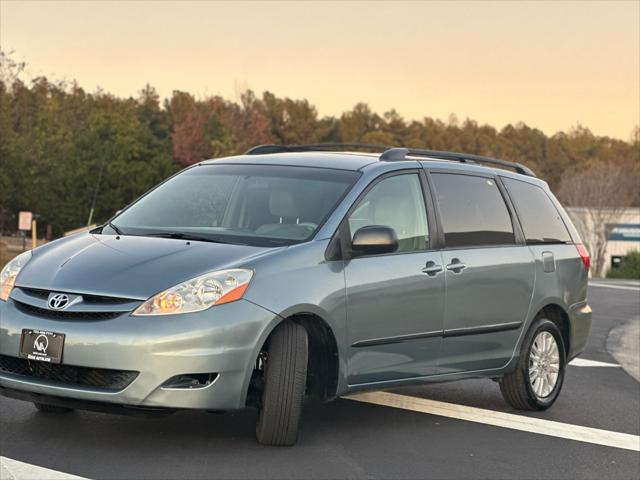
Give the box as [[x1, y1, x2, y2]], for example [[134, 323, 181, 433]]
[[381, 147, 536, 177], [0, 386, 176, 417], [352, 330, 442, 347], [246, 143, 390, 155], [443, 321, 522, 338]]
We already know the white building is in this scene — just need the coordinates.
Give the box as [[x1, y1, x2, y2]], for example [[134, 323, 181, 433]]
[[566, 207, 640, 277]]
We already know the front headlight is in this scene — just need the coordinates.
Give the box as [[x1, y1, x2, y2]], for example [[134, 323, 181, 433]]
[[132, 268, 253, 316], [0, 251, 32, 301]]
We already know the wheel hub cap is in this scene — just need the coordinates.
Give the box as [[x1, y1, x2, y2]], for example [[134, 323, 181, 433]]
[[528, 331, 560, 398]]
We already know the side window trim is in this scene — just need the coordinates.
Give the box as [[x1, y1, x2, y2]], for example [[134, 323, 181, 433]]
[[494, 176, 526, 245], [426, 169, 519, 250], [332, 169, 436, 260], [422, 169, 445, 249]]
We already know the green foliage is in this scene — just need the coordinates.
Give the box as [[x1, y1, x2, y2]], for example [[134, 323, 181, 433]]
[[0, 51, 638, 237], [0, 75, 176, 235], [606, 252, 640, 279]]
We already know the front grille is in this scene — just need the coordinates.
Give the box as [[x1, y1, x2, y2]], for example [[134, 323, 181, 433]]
[[0, 355, 138, 391], [18, 287, 132, 306], [14, 301, 123, 321], [18, 288, 50, 299]]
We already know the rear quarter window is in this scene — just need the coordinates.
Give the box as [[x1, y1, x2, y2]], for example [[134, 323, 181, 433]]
[[502, 177, 571, 244]]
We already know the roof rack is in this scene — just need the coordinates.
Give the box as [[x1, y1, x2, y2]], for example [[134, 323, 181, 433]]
[[379, 147, 536, 177], [245, 143, 390, 155], [244, 143, 535, 177]]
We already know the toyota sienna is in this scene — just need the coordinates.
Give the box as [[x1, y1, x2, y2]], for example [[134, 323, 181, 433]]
[[0, 144, 592, 446]]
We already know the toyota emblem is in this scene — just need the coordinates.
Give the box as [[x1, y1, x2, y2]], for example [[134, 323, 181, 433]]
[[48, 293, 70, 310]]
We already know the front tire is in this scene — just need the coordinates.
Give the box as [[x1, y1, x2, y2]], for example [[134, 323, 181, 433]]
[[256, 321, 308, 446], [33, 402, 73, 414], [500, 318, 566, 411]]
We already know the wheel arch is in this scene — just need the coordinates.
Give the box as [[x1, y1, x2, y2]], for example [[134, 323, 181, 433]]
[[506, 299, 572, 374], [243, 308, 341, 406], [289, 313, 340, 401], [536, 303, 571, 357]]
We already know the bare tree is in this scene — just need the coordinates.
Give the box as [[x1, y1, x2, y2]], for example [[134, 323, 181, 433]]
[[560, 162, 640, 276], [0, 49, 26, 86]]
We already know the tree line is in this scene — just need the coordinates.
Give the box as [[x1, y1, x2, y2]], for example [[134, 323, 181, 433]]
[[1, 51, 638, 237]]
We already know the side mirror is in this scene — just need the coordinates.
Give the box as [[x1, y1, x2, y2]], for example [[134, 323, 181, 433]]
[[351, 226, 398, 257]]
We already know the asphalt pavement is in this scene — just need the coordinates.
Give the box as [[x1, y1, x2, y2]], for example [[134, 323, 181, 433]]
[[1, 281, 639, 479]]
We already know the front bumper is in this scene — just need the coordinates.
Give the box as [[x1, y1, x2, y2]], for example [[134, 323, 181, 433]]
[[0, 298, 278, 410]]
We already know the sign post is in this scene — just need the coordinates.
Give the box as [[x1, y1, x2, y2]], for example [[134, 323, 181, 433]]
[[31, 219, 37, 250], [18, 211, 33, 252]]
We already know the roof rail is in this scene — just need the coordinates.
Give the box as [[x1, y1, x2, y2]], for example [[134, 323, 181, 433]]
[[245, 143, 390, 155], [245, 143, 535, 177], [380, 147, 536, 177]]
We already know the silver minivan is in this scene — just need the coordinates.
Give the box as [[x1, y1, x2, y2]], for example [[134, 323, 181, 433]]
[[0, 145, 592, 445]]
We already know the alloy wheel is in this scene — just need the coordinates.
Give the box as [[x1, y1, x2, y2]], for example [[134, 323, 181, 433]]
[[528, 331, 560, 398]]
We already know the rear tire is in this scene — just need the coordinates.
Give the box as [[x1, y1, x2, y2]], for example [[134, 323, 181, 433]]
[[255, 321, 308, 446], [33, 402, 73, 414], [500, 318, 566, 411]]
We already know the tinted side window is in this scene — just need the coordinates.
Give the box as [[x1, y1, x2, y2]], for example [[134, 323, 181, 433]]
[[348, 173, 429, 252], [503, 178, 571, 244], [431, 173, 515, 247]]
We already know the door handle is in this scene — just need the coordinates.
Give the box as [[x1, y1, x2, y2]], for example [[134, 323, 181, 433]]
[[446, 259, 466, 273], [422, 261, 443, 276]]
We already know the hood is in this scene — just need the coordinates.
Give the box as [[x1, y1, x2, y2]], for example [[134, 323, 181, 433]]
[[16, 233, 275, 300]]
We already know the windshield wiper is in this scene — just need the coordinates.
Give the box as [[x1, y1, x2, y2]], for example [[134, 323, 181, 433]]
[[106, 221, 123, 235], [142, 232, 235, 245]]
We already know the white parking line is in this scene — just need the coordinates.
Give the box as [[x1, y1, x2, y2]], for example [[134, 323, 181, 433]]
[[0, 456, 87, 480], [589, 282, 640, 291], [569, 358, 620, 368], [345, 391, 640, 452]]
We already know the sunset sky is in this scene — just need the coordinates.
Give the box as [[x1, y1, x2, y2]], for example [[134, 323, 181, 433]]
[[1, 0, 638, 140]]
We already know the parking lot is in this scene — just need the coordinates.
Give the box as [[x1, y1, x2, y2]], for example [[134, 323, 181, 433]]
[[1, 280, 639, 479]]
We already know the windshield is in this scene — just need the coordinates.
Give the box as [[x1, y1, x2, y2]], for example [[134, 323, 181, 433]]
[[109, 164, 359, 247]]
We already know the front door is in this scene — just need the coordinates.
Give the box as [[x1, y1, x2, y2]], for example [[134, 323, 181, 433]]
[[429, 172, 535, 373], [344, 171, 445, 385]]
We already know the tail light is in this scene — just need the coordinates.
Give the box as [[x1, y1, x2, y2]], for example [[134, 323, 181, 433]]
[[575, 244, 590, 270]]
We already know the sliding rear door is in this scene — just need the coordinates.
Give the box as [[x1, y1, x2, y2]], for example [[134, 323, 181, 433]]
[[429, 171, 535, 373]]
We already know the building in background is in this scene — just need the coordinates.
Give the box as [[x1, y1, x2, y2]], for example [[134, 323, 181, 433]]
[[566, 207, 640, 277]]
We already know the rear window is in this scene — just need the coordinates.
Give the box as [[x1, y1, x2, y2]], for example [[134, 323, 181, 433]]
[[502, 178, 571, 244], [431, 173, 515, 247]]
